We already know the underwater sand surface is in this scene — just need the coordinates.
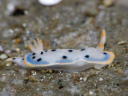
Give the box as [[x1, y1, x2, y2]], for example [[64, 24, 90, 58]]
[[0, 0, 128, 96]]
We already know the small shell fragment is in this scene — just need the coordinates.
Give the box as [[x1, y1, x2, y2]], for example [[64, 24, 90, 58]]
[[89, 90, 94, 95], [38, 0, 62, 6], [117, 41, 127, 45], [103, 0, 114, 7], [99, 77, 103, 81], [0, 54, 8, 60], [0, 45, 4, 52]]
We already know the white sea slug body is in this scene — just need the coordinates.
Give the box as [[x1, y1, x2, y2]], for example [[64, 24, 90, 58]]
[[11, 30, 115, 72], [38, 0, 62, 6]]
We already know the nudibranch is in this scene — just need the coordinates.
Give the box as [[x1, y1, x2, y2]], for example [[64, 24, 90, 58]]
[[11, 30, 115, 72]]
